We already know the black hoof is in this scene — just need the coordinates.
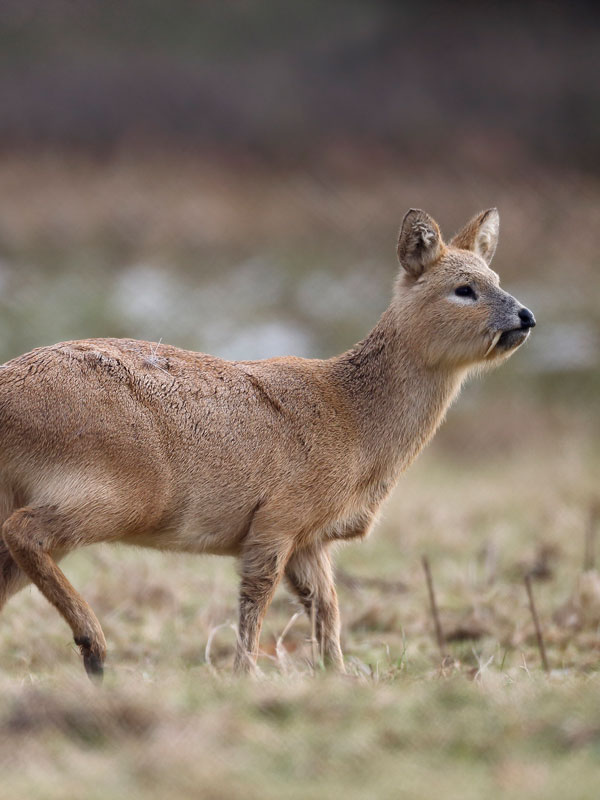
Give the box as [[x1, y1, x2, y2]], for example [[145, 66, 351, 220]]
[[75, 636, 104, 683], [83, 651, 104, 683]]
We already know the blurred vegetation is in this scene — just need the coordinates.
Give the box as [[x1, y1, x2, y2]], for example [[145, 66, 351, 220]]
[[0, 1, 597, 395], [0, 152, 597, 417], [0, 1, 598, 170]]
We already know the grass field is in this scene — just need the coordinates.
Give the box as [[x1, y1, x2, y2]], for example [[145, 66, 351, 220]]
[[0, 397, 598, 800]]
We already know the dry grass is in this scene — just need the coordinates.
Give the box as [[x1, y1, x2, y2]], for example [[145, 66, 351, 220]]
[[0, 404, 598, 799]]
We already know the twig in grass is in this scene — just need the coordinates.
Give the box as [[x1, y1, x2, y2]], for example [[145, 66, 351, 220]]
[[421, 555, 447, 660], [524, 574, 549, 673], [584, 501, 600, 571], [205, 622, 238, 669], [520, 651, 532, 678], [471, 647, 495, 681], [275, 611, 302, 674]]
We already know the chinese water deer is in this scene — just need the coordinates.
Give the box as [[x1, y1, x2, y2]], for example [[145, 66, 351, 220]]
[[0, 208, 535, 679]]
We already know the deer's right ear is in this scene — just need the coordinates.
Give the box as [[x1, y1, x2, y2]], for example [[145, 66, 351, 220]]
[[397, 209, 443, 278]]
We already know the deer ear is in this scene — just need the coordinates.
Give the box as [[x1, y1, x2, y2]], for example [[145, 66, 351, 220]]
[[397, 209, 443, 278], [451, 208, 499, 265]]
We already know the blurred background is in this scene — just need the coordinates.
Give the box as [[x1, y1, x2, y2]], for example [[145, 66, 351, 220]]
[[1, 4, 600, 798], [0, 0, 598, 375]]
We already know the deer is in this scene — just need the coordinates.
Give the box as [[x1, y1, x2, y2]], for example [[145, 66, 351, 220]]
[[0, 208, 535, 680]]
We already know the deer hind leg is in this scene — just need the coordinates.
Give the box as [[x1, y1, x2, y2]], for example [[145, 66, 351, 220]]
[[234, 528, 293, 675], [0, 538, 30, 611], [2, 506, 106, 680], [285, 546, 345, 672]]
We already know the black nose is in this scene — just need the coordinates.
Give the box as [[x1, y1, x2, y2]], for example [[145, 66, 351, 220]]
[[518, 307, 536, 328]]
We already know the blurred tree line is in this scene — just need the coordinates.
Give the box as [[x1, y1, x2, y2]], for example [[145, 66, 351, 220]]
[[0, 0, 598, 172]]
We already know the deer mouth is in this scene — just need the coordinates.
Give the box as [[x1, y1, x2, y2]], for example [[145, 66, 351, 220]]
[[493, 327, 530, 353], [484, 327, 530, 358]]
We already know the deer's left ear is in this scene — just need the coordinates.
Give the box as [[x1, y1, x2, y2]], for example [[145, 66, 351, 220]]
[[450, 208, 499, 265]]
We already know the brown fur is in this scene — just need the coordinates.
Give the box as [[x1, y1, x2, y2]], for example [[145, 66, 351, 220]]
[[0, 209, 534, 678]]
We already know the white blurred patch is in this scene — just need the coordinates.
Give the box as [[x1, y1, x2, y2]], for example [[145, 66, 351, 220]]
[[525, 322, 598, 371], [216, 321, 310, 361]]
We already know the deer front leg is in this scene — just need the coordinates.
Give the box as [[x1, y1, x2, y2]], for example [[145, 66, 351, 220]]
[[285, 546, 345, 672], [2, 507, 106, 680], [234, 531, 293, 674]]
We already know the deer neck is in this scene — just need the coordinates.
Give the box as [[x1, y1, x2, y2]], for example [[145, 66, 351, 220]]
[[331, 306, 465, 482]]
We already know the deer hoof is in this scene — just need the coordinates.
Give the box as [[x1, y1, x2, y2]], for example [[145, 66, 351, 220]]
[[75, 635, 105, 683]]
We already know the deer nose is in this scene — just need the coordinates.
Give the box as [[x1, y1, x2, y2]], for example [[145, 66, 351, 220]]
[[518, 307, 536, 328]]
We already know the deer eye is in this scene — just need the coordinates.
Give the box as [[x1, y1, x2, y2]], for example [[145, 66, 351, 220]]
[[455, 285, 477, 299]]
